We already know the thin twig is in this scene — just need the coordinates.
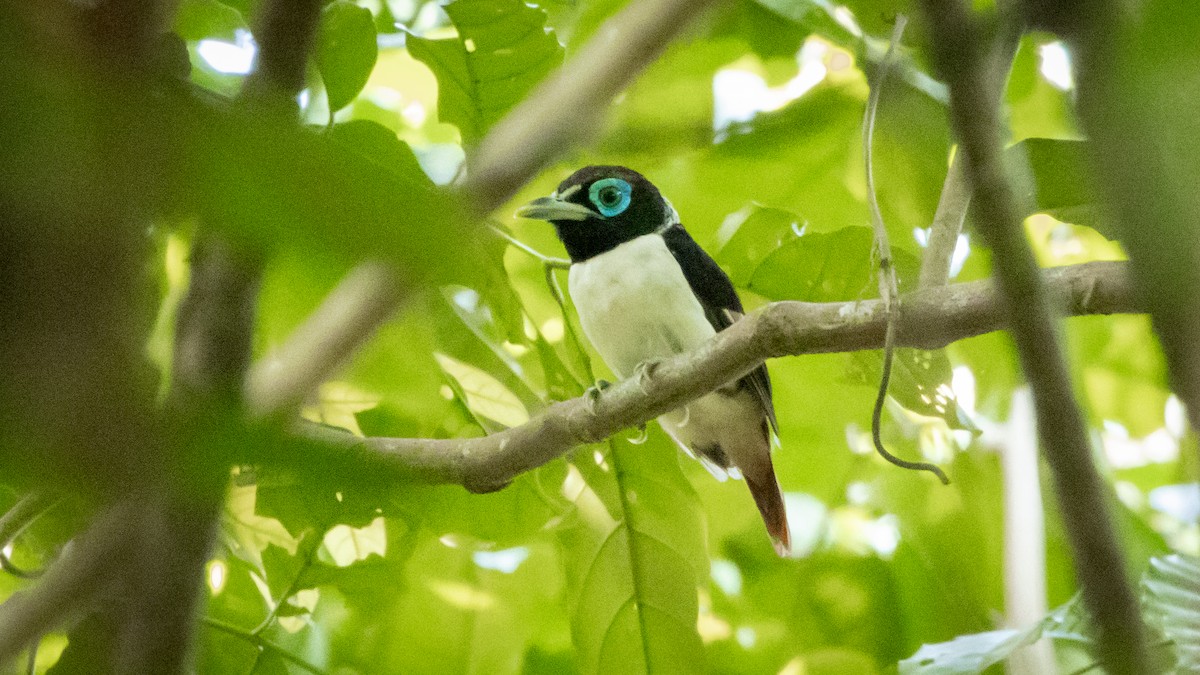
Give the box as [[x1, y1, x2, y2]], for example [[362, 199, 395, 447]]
[[269, 262, 1138, 491], [201, 618, 332, 675], [919, 1, 1149, 672], [919, 157, 971, 289], [862, 15, 949, 483], [251, 530, 325, 637], [488, 224, 572, 269]]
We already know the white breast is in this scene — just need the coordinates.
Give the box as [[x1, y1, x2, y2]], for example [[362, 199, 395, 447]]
[[568, 234, 715, 378]]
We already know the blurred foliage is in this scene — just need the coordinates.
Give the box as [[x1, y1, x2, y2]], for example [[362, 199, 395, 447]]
[[2, 0, 1198, 673]]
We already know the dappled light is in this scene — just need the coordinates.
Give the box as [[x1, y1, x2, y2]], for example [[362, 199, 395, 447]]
[[2, 0, 1198, 674]]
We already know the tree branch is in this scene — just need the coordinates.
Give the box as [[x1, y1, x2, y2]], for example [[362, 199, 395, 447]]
[[917, 4, 1023, 290], [246, 263, 401, 417], [0, 501, 139, 667], [279, 261, 1136, 492], [113, 0, 322, 666], [919, 2, 1148, 672]]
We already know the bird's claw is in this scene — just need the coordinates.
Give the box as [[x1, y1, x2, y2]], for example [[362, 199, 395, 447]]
[[585, 379, 612, 413], [633, 360, 661, 394]]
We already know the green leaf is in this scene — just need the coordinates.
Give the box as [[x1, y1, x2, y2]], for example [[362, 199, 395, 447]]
[[408, 0, 563, 146], [327, 120, 433, 187], [560, 436, 708, 674], [714, 204, 805, 287], [898, 626, 1043, 675], [1005, 138, 1105, 234], [747, 227, 876, 302], [316, 1, 379, 113], [435, 352, 530, 427], [174, 0, 246, 41], [1144, 554, 1200, 670], [848, 349, 976, 431]]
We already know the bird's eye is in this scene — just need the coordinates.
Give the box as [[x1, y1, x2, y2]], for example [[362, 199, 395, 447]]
[[588, 178, 632, 217], [598, 186, 621, 207]]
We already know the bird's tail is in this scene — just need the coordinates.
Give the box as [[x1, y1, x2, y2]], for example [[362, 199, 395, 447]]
[[744, 458, 791, 557]]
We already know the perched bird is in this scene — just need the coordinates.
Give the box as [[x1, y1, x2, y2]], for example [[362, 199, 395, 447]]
[[516, 165, 791, 556]]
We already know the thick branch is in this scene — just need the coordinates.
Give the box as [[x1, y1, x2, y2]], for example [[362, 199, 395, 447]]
[[920, 2, 1148, 672], [0, 501, 138, 667], [241, 0, 323, 105], [283, 261, 1135, 492]]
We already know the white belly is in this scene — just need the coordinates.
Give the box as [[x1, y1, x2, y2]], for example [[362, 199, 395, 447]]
[[568, 234, 715, 378], [568, 234, 768, 478]]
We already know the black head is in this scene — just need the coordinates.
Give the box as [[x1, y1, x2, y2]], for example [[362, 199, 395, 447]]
[[515, 165, 677, 262]]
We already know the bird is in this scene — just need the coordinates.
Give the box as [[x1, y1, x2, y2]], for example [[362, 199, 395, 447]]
[[516, 165, 791, 556]]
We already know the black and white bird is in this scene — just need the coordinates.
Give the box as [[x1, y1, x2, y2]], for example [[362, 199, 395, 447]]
[[516, 165, 791, 556]]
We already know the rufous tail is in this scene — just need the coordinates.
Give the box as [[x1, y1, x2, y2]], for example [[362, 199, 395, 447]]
[[744, 456, 791, 557]]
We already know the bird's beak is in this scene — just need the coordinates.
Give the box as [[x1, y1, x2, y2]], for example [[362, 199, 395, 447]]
[[514, 196, 596, 222]]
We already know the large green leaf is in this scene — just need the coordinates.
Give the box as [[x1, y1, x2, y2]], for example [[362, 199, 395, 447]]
[[316, 1, 379, 113], [1001, 138, 1107, 234], [174, 0, 246, 41], [1144, 554, 1200, 670], [714, 203, 806, 287], [408, 0, 563, 146], [559, 436, 707, 674]]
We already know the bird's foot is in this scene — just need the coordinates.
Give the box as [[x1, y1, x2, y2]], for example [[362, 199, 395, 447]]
[[633, 359, 661, 395], [585, 379, 612, 413]]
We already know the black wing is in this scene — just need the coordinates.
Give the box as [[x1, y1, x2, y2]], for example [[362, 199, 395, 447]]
[[661, 224, 778, 434]]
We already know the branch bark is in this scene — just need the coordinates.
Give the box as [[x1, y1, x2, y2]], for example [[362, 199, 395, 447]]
[[113, 0, 319, 667], [919, 2, 1148, 672], [277, 261, 1136, 492], [0, 501, 139, 667]]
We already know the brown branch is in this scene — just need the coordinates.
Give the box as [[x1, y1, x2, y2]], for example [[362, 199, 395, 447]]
[[245, 263, 402, 417], [241, 0, 324, 105], [919, 2, 1149, 672], [918, 5, 1023, 290], [112, 0, 322, 666], [0, 501, 139, 667], [281, 261, 1136, 492]]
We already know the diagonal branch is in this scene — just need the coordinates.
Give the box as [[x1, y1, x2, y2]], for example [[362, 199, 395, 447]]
[[917, 3, 1023, 290], [275, 261, 1136, 492], [464, 0, 722, 214], [918, 1, 1149, 672]]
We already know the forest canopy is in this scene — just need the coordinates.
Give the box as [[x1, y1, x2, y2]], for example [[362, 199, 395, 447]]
[[1, 0, 1199, 673]]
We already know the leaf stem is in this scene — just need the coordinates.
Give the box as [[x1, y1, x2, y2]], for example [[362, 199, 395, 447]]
[[862, 14, 949, 483], [201, 617, 332, 675]]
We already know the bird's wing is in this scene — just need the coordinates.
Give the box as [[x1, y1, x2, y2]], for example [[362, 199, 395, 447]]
[[660, 224, 779, 435]]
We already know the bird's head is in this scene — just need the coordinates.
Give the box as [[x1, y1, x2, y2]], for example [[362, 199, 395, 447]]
[[515, 165, 678, 262]]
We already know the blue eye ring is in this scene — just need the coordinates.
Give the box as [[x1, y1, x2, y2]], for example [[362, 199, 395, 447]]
[[588, 178, 632, 217]]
